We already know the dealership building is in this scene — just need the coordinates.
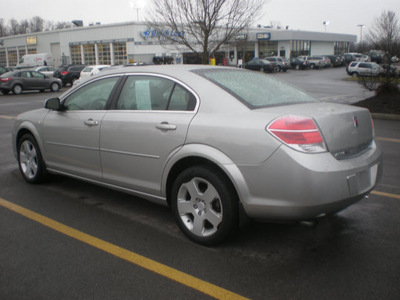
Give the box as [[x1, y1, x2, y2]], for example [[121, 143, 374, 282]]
[[0, 21, 357, 68]]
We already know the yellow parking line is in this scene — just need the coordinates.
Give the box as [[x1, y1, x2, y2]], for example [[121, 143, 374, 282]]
[[0, 115, 17, 120], [371, 191, 400, 200], [377, 137, 400, 143], [0, 197, 249, 300]]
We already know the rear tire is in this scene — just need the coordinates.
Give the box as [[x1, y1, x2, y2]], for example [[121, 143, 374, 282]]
[[50, 82, 60, 92], [171, 166, 238, 246], [12, 84, 23, 95]]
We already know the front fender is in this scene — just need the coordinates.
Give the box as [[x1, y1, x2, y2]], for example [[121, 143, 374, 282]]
[[12, 109, 48, 162]]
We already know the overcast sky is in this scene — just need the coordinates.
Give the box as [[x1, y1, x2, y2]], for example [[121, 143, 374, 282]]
[[1, 0, 399, 41]]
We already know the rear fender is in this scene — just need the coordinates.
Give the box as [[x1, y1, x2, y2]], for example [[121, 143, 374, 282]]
[[161, 143, 250, 203]]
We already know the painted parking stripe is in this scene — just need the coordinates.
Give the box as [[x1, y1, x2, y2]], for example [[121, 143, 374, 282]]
[[0, 197, 249, 300], [371, 191, 400, 200], [0, 115, 17, 120], [377, 137, 400, 143]]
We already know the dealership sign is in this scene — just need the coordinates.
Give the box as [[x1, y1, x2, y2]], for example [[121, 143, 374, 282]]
[[141, 27, 185, 40], [256, 33, 271, 40]]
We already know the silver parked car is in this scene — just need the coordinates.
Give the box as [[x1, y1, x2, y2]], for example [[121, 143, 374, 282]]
[[12, 65, 382, 245]]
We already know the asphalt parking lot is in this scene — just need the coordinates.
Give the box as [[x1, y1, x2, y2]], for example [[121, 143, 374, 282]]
[[1, 68, 399, 300]]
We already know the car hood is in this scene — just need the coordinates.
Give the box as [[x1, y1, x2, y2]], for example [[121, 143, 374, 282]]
[[258, 102, 374, 159]]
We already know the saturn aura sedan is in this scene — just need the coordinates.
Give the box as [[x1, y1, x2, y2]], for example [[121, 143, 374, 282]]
[[12, 65, 382, 245]]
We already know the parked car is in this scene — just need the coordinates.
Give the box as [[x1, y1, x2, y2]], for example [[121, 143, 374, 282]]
[[55, 65, 86, 86], [290, 58, 310, 70], [346, 61, 384, 77], [245, 59, 276, 73], [12, 65, 382, 245], [263, 56, 290, 72], [297, 56, 325, 69], [360, 55, 371, 62], [344, 53, 362, 64], [33, 66, 57, 77], [0, 70, 62, 94], [325, 55, 342, 67], [79, 65, 111, 80], [0, 66, 9, 75]]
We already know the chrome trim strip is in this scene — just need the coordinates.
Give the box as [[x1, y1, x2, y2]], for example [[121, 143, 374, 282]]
[[46, 141, 98, 151], [100, 148, 160, 159]]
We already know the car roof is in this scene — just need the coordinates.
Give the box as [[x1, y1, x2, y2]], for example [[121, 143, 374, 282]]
[[97, 64, 233, 80]]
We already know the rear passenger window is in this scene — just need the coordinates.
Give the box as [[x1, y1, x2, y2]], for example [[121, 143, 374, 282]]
[[169, 85, 196, 111], [116, 76, 196, 111]]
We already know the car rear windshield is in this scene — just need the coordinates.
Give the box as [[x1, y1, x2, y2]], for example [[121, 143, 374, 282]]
[[194, 69, 318, 109]]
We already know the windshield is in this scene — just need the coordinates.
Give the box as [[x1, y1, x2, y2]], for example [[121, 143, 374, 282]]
[[194, 69, 318, 109]]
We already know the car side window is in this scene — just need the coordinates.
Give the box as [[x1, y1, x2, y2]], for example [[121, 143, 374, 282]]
[[32, 72, 45, 79], [168, 85, 196, 111], [116, 76, 175, 110], [21, 71, 31, 78], [63, 77, 119, 111], [116, 76, 196, 111]]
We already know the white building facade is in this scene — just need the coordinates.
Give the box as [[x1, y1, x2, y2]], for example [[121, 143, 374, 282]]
[[0, 21, 357, 68]]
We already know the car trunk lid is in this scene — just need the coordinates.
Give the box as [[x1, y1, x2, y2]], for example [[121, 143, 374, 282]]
[[261, 102, 374, 159]]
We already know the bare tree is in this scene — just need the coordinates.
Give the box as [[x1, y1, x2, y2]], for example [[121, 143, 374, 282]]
[[0, 18, 7, 37], [147, 0, 265, 64], [19, 19, 29, 34], [9, 18, 20, 35], [367, 10, 400, 86], [30, 16, 45, 33]]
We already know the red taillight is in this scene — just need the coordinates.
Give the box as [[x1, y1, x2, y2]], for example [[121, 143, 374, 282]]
[[267, 115, 327, 153], [0, 77, 11, 82], [61, 71, 69, 75]]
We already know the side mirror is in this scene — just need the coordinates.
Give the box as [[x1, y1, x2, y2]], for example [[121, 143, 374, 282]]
[[45, 97, 62, 110]]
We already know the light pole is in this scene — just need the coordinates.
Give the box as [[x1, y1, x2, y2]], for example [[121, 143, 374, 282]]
[[323, 21, 329, 32], [357, 24, 366, 52], [130, 0, 143, 21], [357, 24, 366, 43]]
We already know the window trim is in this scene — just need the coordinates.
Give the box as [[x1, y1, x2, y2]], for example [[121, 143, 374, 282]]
[[110, 72, 200, 113]]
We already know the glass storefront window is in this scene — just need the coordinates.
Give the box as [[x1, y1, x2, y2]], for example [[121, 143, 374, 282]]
[[98, 43, 111, 65], [113, 43, 127, 65], [334, 42, 349, 55], [18, 47, 26, 60], [27, 48, 37, 54], [0, 50, 6, 66], [290, 40, 311, 57], [8, 49, 18, 66], [259, 41, 278, 58], [84, 44, 96, 65], [70, 45, 82, 64]]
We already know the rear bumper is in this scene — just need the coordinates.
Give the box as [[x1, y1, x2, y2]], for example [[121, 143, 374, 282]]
[[237, 141, 383, 221]]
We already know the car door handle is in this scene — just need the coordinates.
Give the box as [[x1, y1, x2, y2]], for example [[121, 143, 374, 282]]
[[156, 122, 177, 131], [84, 119, 99, 126]]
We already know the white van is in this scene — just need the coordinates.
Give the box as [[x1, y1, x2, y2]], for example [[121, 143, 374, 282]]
[[17, 53, 53, 68]]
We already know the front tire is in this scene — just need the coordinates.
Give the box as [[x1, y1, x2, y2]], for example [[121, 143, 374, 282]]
[[17, 134, 47, 184], [171, 166, 238, 246]]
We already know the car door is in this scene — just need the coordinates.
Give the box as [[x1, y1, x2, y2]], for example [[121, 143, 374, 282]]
[[43, 76, 120, 180], [100, 75, 197, 196], [30, 71, 48, 89], [20, 71, 35, 89]]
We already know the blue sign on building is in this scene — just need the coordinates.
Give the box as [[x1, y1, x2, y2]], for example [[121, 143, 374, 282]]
[[256, 33, 271, 40]]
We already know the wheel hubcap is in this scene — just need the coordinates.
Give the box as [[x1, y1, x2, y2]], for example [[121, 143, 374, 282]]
[[19, 141, 38, 179], [177, 177, 223, 237]]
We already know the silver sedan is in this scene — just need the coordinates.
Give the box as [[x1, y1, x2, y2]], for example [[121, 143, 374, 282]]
[[12, 65, 382, 245]]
